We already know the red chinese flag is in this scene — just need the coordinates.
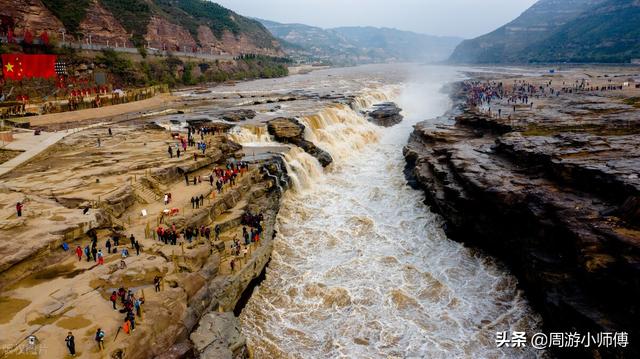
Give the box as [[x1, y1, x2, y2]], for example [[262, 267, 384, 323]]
[[2, 54, 56, 80]]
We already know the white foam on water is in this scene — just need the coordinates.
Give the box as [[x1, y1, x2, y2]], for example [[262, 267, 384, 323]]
[[228, 125, 274, 146], [239, 66, 544, 359]]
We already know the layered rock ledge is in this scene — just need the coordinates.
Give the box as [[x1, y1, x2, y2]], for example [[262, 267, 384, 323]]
[[267, 117, 333, 167], [404, 79, 640, 358]]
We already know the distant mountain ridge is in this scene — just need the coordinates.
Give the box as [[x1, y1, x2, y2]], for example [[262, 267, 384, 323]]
[[449, 0, 640, 64], [258, 19, 463, 65]]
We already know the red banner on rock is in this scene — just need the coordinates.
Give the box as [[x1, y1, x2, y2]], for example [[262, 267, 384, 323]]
[[2, 54, 57, 80]]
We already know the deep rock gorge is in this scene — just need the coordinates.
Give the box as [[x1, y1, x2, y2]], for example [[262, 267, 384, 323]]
[[404, 82, 640, 358]]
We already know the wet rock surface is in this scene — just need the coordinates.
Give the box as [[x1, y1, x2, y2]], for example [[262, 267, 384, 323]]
[[219, 109, 257, 122], [367, 102, 403, 127], [404, 81, 640, 358], [267, 117, 333, 167]]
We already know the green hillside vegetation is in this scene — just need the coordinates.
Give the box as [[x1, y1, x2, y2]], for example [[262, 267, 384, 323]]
[[449, 0, 640, 64], [94, 49, 288, 87], [526, 1, 640, 63], [153, 0, 276, 48], [40, 0, 278, 49], [41, 0, 92, 35]]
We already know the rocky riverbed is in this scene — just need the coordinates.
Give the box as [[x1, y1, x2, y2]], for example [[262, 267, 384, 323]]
[[404, 70, 640, 358], [0, 65, 404, 359]]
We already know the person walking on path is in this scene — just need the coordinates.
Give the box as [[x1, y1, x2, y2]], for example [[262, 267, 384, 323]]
[[84, 245, 91, 262], [199, 194, 204, 207], [91, 246, 98, 263], [185, 173, 189, 186], [97, 249, 104, 265], [134, 240, 141, 256], [168, 145, 173, 158], [95, 328, 105, 351], [16, 202, 23, 217], [75, 245, 83, 261], [129, 234, 136, 249], [65, 332, 75, 356], [154, 275, 162, 292], [106, 238, 112, 254]]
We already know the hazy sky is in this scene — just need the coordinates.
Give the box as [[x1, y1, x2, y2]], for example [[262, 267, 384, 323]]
[[215, 0, 539, 39]]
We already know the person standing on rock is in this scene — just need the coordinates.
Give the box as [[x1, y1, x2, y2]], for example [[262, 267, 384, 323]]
[[95, 328, 105, 351], [129, 234, 136, 249], [185, 173, 189, 186], [215, 225, 221, 241], [65, 332, 75, 356], [106, 238, 112, 254], [199, 194, 204, 207], [154, 275, 161, 292], [108, 128, 112, 136], [243, 227, 249, 245], [16, 202, 23, 217], [126, 310, 136, 332], [177, 148, 181, 158], [168, 145, 173, 158], [134, 240, 140, 256], [110, 291, 118, 310], [75, 245, 83, 261], [191, 196, 195, 209]]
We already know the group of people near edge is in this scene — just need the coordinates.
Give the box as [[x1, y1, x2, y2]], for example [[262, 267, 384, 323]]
[[464, 77, 631, 120], [34, 123, 266, 356]]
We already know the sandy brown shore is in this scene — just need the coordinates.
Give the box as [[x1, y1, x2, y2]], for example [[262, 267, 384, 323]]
[[0, 87, 292, 358]]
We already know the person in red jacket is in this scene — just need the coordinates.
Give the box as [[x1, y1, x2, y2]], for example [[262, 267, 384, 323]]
[[110, 291, 118, 310], [75, 245, 83, 261], [16, 202, 23, 217]]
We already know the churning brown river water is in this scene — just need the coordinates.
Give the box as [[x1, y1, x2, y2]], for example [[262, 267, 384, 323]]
[[216, 65, 544, 358]]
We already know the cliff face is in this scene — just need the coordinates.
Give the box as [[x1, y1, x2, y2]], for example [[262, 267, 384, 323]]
[[78, 0, 129, 45], [404, 81, 640, 357], [3, 0, 284, 56], [3, 0, 65, 35]]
